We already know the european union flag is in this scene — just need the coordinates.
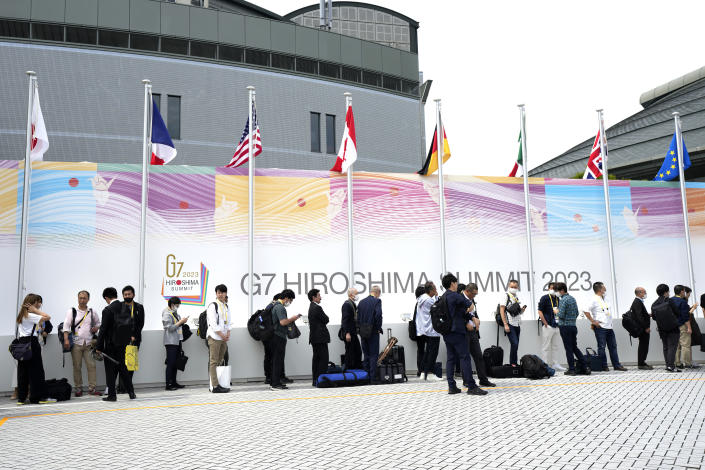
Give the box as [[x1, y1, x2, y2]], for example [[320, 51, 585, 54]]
[[654, 133, 690, 181]]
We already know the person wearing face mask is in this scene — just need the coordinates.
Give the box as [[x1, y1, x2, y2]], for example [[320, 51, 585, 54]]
[[630, 287, 652, 370], [341, 288, 363, 371], [207, 284, 231, 393], [555, 283, 590, 376], [118, 285, 145, 393], [270, 289, 301, 391], [162, 296, 189, 390], [537, 282, 565, 372], [15, 293, 54, 405], [499, 279, 527, 366], [583, 281, 627, 372]]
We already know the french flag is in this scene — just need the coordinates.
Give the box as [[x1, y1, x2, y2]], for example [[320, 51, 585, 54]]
[[150, 99, 177, 165]]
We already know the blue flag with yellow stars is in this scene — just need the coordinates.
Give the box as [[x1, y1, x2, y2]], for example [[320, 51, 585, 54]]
[[654, 133, 690, 181]]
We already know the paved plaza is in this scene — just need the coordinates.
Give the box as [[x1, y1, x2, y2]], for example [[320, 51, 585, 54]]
[[1, 368, 704, 470]]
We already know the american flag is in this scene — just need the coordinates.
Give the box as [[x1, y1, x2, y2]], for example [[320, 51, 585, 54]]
[[583, 129, 603, 179], [226, 101, 262, 168]]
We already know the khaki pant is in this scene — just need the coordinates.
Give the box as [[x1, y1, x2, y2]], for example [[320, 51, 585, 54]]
[[71, 343, 96, 390], [541, 325, 562, 366], [208, 337, 227, 388], [675, 324, 692, 366]]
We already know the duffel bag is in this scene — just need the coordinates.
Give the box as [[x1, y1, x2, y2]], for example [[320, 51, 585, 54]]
[[317, 369, 369, 388], [490, 364, 522, 378]]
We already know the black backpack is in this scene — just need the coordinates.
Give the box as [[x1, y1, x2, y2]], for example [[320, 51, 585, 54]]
[[482, 345, 504, 376], [197, 302, 218, 340], [247, 308, 274, 342], [112, 303, 134, 345], [521, 354, 550, 380], [430, 294, 452, 335], [621, 310, 643, 338], [652, 300, 678, 332], [45, 378, 72, 401]]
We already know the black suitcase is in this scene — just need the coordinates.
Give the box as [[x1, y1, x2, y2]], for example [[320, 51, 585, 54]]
[[377, 362, 407, 384], [483, 345, 503, 376], [388, 345, 405, 368], [490, 364, 522, 378], [45, 378, 72, 401]]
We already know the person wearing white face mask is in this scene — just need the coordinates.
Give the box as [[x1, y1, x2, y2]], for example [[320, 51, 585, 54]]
[[499, 279, 527, 366], [537, 282, 565, 371], [583, 281, 627, 372], [163, 296, 189, 390], [630, 287, 653, 370], [270, 289, 301, 391]]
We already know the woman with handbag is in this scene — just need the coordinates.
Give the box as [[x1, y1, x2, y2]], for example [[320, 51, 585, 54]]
[[14, 293, 52, 405], [162, 296, 189, 391]]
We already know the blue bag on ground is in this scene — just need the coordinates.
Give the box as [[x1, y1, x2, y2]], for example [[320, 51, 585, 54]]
[[316, 369, 370, 388]]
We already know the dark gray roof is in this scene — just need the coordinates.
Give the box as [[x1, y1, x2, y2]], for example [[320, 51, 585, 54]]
[[530, 71, 705, 180]]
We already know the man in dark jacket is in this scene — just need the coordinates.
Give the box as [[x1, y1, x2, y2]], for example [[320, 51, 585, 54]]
[[95, 287, 136, 401], [308, 289, 330, 386], [631, 286, 652, 369], [441, 273, 488, 396], [651, 284, 681, 372], [357, 286, 383, 382], [118, 285, 144, 393], [341, 288, 362, 370]]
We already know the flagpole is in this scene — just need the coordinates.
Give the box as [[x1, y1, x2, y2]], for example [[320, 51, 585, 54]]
[[673, 112, 696, 306], [435, 99, 447, 275], [344, 92, 354, 287], [597, 109, 619, 313], [247, 85, 255, 316], [138, 79, 152, 304], [518, 104, 536, 319], [16, 70, 36, 312]]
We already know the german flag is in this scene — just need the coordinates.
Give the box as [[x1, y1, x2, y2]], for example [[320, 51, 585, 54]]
[[417, 122, 451, 175]]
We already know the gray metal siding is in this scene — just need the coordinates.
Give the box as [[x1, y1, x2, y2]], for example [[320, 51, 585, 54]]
[[270, 20, 294, 55], [340, 35, 361, 67], [160, 1, 188, 37], [318, 30, 340, 63], [381, 45, 400, 76], [244, 15, 269, 50], [31, 0, 65, 23], [0, 0, 31, 20], [0, 42, 422, 173], [129, 0, 160, 35], [295, 25, 317, 59], [400, 50, 417, 81], [217, 10, 244, 46], [361, 41, 381, 72], [98, 0, 129, 30], [65, 0, 98, 27], [189, 7, 218, 42]]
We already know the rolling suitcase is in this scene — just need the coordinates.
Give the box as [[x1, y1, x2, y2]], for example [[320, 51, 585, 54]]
[[377, 362, 407, 384], [483, 345, 504, 376]]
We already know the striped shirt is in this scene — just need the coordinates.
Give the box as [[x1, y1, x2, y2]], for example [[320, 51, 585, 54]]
[[557, 294, 579, 326]]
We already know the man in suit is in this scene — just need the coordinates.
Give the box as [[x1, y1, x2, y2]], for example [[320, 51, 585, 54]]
[[631, 286, 653, 369], [341, 288, 362, 370], [117, 285, 144, 393], [95, 287, 136, 401], [308, 288, 330, 386], [462, 283, 495, 387], [357, 286, 383, 382]]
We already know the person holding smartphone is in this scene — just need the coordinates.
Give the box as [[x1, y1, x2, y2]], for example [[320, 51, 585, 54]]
[[270, 289, 301, 391], [500, 279, 527, 366]]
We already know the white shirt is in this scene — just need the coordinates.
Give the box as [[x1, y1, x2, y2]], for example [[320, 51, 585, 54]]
[[18, 313, 42, 337], [63, 307, 100, 346], [504, 292, 522, 327], [585, 295, 613, 329], [415, 294, 439, 337], [207, 300, 231, 341]]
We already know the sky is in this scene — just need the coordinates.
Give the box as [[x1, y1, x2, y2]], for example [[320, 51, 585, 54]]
[[256, 0, 705, 176]]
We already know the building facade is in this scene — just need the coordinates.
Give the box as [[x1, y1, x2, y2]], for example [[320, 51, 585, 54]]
[[0, 0, 423, 172]]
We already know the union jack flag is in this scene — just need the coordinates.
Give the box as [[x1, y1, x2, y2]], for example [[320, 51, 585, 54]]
[[583, 129, 604, 179], [226, 100, 262, 168]]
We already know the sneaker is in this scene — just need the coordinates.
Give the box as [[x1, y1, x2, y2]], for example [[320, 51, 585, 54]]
[[614, 366, 627, 372], [479, 380, 496, 387], [685, 363, 701, 369], [270, 384, 288, 391], [74, 389, 83, 398], [38, 398, 57, 404], [448, 387, 462, 395], [420, 373, 427, 380], [16, 401, 26, 406], [564, 370, 578, 376], [427, 374, 444, 382], [676, 363, 685, 369], [638, 364, 653, 370], [467, 386, 488, 396], [88, 388, 101, 396], [281, 377, 294, 384], [666, 367, 681, 373], [552, 363, 567, 372], [212, 386, 230, 393]]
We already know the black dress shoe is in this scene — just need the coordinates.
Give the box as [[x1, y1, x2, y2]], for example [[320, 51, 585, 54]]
[[212, 385, 230, 393], [448, 387, 462, 395], [467, 386, 488, 396], [165, 385, 178, 391], [564, 370, 577, 376], [281, 377, 294, 384], [129, 392, 137, 399], [479, 381, 496, 387], [264, 378, 271, 384], [103, 396, 116, 402], [174, 383, 185, 389]]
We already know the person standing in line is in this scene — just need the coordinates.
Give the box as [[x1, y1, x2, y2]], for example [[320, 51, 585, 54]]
[[413, 285, 427, 377], [630, 287, 653, 370], [672, 285, 698, 369], [538, 282, 565, 371], [207, 284, 231, 393], [358, 286, 384, 383], [16, 294, 53, 405], [583, 281, 627, 372], [341, 288, 362, 370], [416, 281, 442, 381], [270, 289, 301, 391], [118, 285, 145, 393], [652, 284, 681, 372], [263, 293, 282, 384], [555, 283, 590, 376], [96, 287, 136, 401], [62, 290, 101, 397], [308, 289, 330, 386], [162, 296, 189, 390], [462, 283, 495, 387], [499, 279, 527, 366]]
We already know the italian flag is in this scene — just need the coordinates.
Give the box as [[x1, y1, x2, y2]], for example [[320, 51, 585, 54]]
[[508, 132, 523, 177]]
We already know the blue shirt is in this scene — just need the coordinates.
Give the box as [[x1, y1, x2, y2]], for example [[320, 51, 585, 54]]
[[557, 294, 579, 326], [445, 290, 471, 335], [538, 294, 559, 327], [668, 296, 690, 326]]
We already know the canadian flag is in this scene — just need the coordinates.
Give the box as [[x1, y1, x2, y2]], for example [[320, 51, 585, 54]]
[[30, 87, 49, 161], [330, 105, 357, 173]]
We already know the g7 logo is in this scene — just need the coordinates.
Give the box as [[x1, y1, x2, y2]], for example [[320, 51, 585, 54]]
[[166, 254, 184, 278]]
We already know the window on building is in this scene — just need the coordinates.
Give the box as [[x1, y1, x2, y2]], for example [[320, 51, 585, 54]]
[[32, 23, 64, 41], [161, 37, 188, 55], [326, 114, 336, 154], [99, 30, 129, 48], [271, 53, 295, 71], [190, 41, 216, 59], [219, 45, 243, 62], [319, 62, 340, 79], [362, 71, 382, 87], [66, 26, 96, 44], [167, 95, 181, 140], [245, 49, 269, 66], [310, 112, 321, 153], [296, 57, 318, 75], [153, 93, 161, 112], [341, 66, 360, 83], [130, 33, 159, 51], [0, 20, 30, 39]]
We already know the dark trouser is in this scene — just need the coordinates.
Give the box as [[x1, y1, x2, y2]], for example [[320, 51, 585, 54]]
[[105, 345, 134, 398], [271, 335, 287, 387], [361, 334, 380, 381], [17, 336, 46, 403], [507, 325, 521, 365], [119, 344, 139, 392], [416, 335, 426, 375], [466, 330, 488, 383], [594, 328, 622, 368], [444, 332, 476, 389], [661, 329, 680, 369], [559, 325, 586, 371], [263, 338, 273, 380], [311, 343, 329, 385], [638, 331, 650, 366], [421, 336, 440, 375], [165, 344, 179, 386], [344, 334, 363, 370]]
